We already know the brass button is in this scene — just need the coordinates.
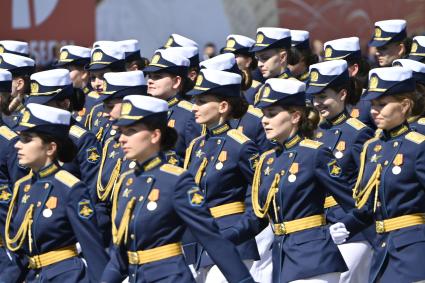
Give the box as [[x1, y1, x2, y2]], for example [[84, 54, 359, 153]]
[[384, 160, 389, 166], [131, 214, 135, 220], [289, 153, 293, 158], [376, 201, 381, 207], [335, 130, 339, 135], [217, 140, 221, 144], [280, 170, 285, 175], [381, 242, 386, 248], [130, 234, 135, 240], [393, 142, 398, 147], [139, 196, 144, 202]]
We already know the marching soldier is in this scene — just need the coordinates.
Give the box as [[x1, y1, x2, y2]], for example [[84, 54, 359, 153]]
[[118, 39, 149, 71], [0, 52, 35, 129], [100, 95, 255, 283], [184, 69, 260, 282], [308, 60, 375, 283], [288, 30, 318, 85], [0, 40, 29, 57], [369, 19, 409, 67], [54, 45, 92, 123], [407, 36, 425, 63], [330, 66, 425, 282], [6, 103, 108, 282], [143, 47, 201, 160]]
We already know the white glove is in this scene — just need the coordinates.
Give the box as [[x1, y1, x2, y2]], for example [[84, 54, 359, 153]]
[[329, 222, 350, 244]]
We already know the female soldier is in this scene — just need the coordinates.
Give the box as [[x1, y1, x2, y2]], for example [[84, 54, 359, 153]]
[[5, 103, 108, 282], [100, 95, 254, 283], [308, 60, 375, 283], [288, 30, 318, 84], [244, 78, 360, 282], [330, 66, 425, 282], [392, 59, 425, 134], [184, 69, 260, 282], [143, 47, 201, 161]]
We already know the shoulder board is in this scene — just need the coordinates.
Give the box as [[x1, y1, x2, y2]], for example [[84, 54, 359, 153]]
[[160, 164, 185, 176], [251, 80, 262, 88], [418, 118, 425, 125], [247, 105, 263, 118], [405, 131, 425, 144], [227, 129, 250, 144], [88, 91, 100, 99], [55, 170, 80, 188], [0, 126, 17, 141], [177, 100, 193, 111], [346, 118, 366, 130], [300, 139, 322, 149], [69, 125, 87, 138]]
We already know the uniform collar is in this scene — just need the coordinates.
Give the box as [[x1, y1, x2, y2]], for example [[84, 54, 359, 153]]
[[327, 110, 348, 126], [34, 162, 60, 179], [383, 122, 410, 140], [167, 95, 180, 108], [207, 122, 231, 137], [136, 153, 164, 174], [283, 133, 302, 150], [278, 68, 292, 79]]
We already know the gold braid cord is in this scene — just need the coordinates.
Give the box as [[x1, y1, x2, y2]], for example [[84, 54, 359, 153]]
[[95, 127, 104, 142], [252, 150, 279, 219], [111, 171, 135, 246], [5, 173, 34, 252], [194, 157, 208, 185], [97, 138, 122, 201], [352, 137, 382, 211], [183, 135, 204, 170]]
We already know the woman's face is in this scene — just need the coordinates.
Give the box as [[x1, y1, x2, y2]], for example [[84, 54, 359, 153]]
[[375, 42, 404, 67], [147, 72, 180, 100], [103, 98, 122, 121], [90, 70, 107, 92], [256, 49, 285, 79], [119, 123, 160, 162], [312, 88, 346, 120], [15, 133, 54, 170], [261, 105, 299, 143], [192, 94, 225, 127], [67, 65, 88, 89], [371, 95, 410, 130]]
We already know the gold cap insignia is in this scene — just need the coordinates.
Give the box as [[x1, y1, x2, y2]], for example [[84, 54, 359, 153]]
[[102, 80, 108, 91], [375, 27, 382, 38], [151, 54, 161, 64], [310, 71, 319, 82], [263, 86, 271, 98], [165, 37, 174, 48], [195, 74, 203, 86], [92, 51, 103, 62], [59, 51, 68, 61], [226, 39, 236, 48], [21, 110, 31, 123], [411, 42, 418, 53], [0, 46, 4, 54], [369, 76, 379, 89], [31, 82, 39, 94], [0, 57, 2, 64], [121, 102, 132, 115], [325, 47, 332, 58], [256, 33, 264, 44]]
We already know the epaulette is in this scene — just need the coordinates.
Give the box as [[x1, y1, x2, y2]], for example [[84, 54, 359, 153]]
[[227, 129, 250, 144], [88, 91, 100, 99], [160, 164, 185, 176], [69, 125, 87, 138], [251, 80, 262, 89], [55, 170, 80, 188], [300, 139, 322, 149], [247, 105, 263, 118], [177, 100, 193, 112], [418, 117, 425, 125], [405, 131, 425, 144], [0, 126, 17, 141], [346, 118, 366, 130]]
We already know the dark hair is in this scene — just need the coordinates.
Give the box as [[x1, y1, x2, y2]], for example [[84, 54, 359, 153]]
[[287, 47, 319, 68], [329, 76, 363, 106], [402, 36, 413, 57], [393, 85, 425, 117], [69, 88, 86, 111], [138, 117, 178, 151], [126, 57, 150, 71], [241, 69, 253, 91], [279, 105, 320, 139], [216, 95, 249, 119], [23, 131, 77, 163], [346, 56, 371, 89]]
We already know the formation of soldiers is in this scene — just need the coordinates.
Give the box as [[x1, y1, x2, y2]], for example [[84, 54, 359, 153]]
[[0, 18, 424, 283]]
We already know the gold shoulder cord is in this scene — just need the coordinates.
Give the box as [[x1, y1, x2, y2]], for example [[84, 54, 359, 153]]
[[252, 150, 280, 219], [85, 106, 97, 130], [194, 157, 208, 185], [97, 138, 122, 201], [183, 135, 204, 170], [111, 172, 136, 246], [253, 85, 264, 106], [95, 127, 104, 142], [5, 173, 34, 252], [352, 137, 382, 212]]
